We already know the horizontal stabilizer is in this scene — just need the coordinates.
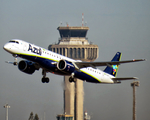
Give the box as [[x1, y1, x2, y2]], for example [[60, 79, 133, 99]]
[[112, 77, 138, 80]]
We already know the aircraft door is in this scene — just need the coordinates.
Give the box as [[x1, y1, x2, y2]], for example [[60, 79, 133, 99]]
[[23, 43, 28, 51]]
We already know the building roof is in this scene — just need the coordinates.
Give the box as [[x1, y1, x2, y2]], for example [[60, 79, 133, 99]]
[[57, 26, 89, 30]]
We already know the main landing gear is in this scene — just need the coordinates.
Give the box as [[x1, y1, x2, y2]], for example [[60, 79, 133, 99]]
[[41, 69, 50, 83], [69, 77, 76, 82], [69, 73, 76, 83], [41, 77, 49, 83]]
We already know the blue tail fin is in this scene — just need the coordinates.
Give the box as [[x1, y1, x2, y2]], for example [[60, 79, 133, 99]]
[[104, 52, 122, 77]]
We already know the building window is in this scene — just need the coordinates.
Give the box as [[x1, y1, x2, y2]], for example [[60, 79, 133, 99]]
[[82, 48, 84, 59], [78, 48, 81, 58], [88, 48, 90, 58], [53, 48, 55, 52], [55, 48, 57, 53], [57, 48, 59, 54], [63, 48, 65, 56], [95, 48, 97, 58], [73, 48, 76, 58], [60, 48, 62, 55], [91, 48, 93, 58], [70, 48, 72, 58]]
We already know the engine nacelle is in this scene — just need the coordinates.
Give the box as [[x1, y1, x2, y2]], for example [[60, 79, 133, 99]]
[[57, 59, 75, 73], [18, 60, 35, 74]]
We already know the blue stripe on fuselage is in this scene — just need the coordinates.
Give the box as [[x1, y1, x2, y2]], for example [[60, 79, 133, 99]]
[[18, 54, 68, 75], [18, 54, 101, 83], [74, 71, 100, 83]]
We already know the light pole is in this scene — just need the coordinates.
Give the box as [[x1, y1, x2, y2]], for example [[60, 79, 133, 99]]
[[4, 104, 10, 120], [131, 81, 139, 120]]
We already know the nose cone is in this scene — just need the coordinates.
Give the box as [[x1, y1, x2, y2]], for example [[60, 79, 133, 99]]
[[3, 43, 11, 52], [3, 44, 9, 50]]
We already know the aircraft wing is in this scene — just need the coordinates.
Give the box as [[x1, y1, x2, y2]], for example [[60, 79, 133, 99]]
[[111, 77, 138, 80], [75, 59, 145, 69]]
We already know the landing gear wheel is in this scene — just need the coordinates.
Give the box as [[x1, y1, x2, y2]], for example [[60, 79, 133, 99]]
[[45, 77, 49, 83], [13, 62, 18, 66], [41, 77, 50, 83], [69, 77, 75, 83], [41, 69, 49, 83], [42, 78, 45, 83]]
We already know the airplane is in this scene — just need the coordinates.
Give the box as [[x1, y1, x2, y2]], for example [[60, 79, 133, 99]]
[[3, 39, 145, 84]]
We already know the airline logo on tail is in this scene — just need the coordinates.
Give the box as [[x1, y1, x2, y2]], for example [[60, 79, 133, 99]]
[[104, 52, 121, 77], [112, 65, 118, 76]]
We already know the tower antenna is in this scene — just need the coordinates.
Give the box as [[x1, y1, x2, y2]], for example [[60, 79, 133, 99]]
[[82, 13, 84, 26]]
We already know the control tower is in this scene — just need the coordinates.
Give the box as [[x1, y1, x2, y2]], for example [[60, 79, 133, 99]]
[[48, 25, 98, 120]]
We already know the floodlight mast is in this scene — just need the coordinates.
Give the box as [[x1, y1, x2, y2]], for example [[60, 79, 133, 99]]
[[4, 104, 10, 120], [131, 81, 139, 120]]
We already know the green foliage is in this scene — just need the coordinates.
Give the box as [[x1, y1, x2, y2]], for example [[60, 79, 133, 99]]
[[28, 112, 39, 120], [34, 114, 39, 120], [28, 112, 34, 120]]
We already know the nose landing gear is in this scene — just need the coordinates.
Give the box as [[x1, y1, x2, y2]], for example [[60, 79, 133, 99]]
[[12, 54, 18, 65], [13, 57, 18, 65], [69, 77, 75, 82]]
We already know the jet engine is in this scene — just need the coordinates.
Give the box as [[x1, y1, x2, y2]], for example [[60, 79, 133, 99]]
[[18, 60, 35, 74], [57, 59, 75, 73]]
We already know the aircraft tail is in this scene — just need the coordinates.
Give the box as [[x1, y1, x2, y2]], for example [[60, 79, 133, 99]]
[[104, 52, 122, 77]]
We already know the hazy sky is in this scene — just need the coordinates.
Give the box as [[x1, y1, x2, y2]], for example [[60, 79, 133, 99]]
[[0, 0, 150, 120]]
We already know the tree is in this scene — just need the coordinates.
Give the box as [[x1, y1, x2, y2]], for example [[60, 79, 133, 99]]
[[28, 112, 34, 120], [34, 114, 39, 120]]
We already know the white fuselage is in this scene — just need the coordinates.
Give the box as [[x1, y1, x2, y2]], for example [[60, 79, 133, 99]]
[[3, 39, 115, 84]]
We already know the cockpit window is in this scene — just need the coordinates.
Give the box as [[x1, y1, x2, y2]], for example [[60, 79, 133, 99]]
[[9, 40, 19, 44]]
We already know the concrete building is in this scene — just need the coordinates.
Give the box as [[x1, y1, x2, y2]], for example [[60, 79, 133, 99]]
[[48, 27, 98, 62], [48, 26, 98, 120], [56, 114, 73, 120]]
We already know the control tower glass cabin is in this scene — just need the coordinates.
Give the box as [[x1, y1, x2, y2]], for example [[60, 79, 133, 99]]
[[58, 26, 88, 38], [49, 26, 98, 62]]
